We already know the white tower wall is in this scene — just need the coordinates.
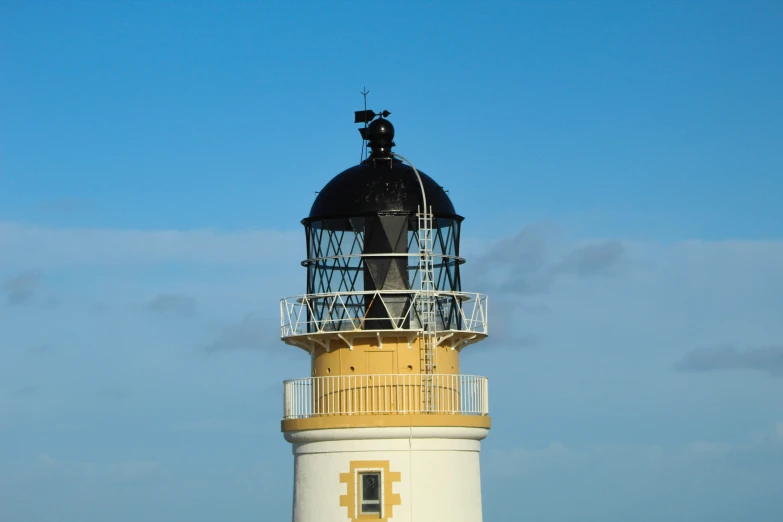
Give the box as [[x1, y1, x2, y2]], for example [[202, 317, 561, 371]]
[[287, 427, 488, 522]]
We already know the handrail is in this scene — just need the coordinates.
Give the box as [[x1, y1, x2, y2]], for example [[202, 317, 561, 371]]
[[280, 290, 488, 337], [283, 374, 489, 419], [301, 252, 466, 263], [281, 289, 479, 300]]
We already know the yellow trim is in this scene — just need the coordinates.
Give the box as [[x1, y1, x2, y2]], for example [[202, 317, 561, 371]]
[[282, 414, 491, 432], [285, 331, 487, 354], [310, 336, 464, 377], [339, 460, 401, 521]]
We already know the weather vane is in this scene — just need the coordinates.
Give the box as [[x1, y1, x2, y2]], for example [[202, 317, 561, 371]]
[[355, 87, 391, 161]]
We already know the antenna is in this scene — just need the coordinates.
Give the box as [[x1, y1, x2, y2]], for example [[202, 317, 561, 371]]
[[360, 87, 369, 162]]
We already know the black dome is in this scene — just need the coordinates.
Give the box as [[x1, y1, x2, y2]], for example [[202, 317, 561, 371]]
[[306, 159, 461, 221]]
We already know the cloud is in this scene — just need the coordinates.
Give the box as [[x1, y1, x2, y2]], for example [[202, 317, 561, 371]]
[[675, 344, 783, 377], [10, 385, 40, 398], [93, 386, 131, 400], [33, 198, 91, 217], [3, 268, 43, 305], [553, 241, 624, 277], [25, 344, 57, 357], [484, 298, 540, 349], [98, 461, 161, 486], [518, 303, 554, 315], [145, 293, 198, 318], [89, 300, 111, 313], [0, 222, 300, 268], [41, 294, 61, 310], [23, 454, 161, 487], [168, 419, 265, 434], [204, 314, 273, 353], [485, 424, 783, 484], [472, 224, 625, 295], [687, 440, 732, 457]]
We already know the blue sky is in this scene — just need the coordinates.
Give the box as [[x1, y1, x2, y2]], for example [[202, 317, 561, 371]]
[[1, 2, 782, 521]]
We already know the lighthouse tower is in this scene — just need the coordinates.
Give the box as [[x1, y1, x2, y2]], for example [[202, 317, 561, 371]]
[[279, 110, 490, 522]]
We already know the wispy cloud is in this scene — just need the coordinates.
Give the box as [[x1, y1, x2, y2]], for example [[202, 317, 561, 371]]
[[676, 344, 783, 377], [485, 298, 541, 349], [168, 418, 264, 434], [25, 344, 58, 357], [553, 241, 624, 277], [473, 224, 625, 295], [3, 268, 44, 305], [33, 198, 91, 217], [204, 314, 274, 353], [484, 422, 783, 482], [24, 454, 162, 487], [0, 222, 299, 268], [93, 386, 131, 400], [518, 303, 555, 315], [10, 385, 41, 398], [145, 293, 198, 318], [89, 300, 111, 313]]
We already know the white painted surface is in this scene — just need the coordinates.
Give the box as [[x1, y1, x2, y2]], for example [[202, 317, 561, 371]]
[[286, 427, 488, 522]]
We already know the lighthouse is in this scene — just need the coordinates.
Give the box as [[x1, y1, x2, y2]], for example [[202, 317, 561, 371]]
[[279, 109, 490, 522]]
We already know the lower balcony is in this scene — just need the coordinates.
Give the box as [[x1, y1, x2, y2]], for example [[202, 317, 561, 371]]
[[281, 374, 490, 431]]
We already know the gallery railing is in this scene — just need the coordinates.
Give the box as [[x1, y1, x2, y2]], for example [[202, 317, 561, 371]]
[[280, 290, 488, 337], [282, 374, 489, 420]]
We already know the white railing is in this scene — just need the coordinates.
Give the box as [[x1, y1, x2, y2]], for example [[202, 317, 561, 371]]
[[282, 374, 489, 420], [280, 290, 488, 338]]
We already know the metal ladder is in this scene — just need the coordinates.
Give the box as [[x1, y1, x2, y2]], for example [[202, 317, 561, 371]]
[[418, 206, 438, 412]]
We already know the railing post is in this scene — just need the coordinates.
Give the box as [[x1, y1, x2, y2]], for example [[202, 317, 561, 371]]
[[481, 377, 488, 415], [283, 381, 288, 419]]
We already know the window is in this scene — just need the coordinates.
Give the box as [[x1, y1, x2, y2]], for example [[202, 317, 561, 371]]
[[359, 471, 382, 516]]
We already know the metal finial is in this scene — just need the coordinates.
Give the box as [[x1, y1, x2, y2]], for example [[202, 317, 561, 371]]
[[360, 88, 370, 161]]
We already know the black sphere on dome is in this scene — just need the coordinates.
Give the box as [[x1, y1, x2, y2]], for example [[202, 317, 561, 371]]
[[366, 118, 395, 149]]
